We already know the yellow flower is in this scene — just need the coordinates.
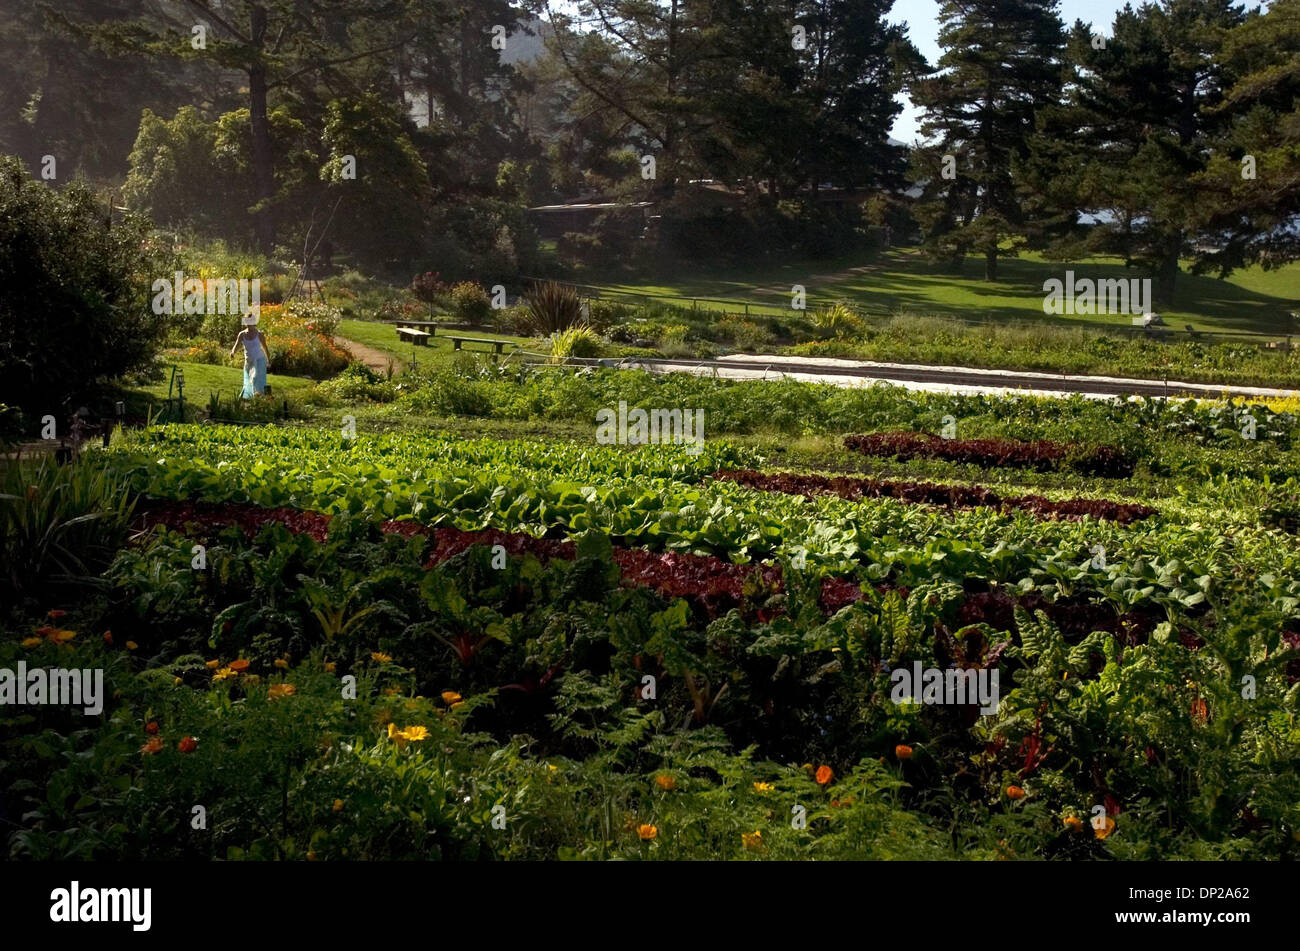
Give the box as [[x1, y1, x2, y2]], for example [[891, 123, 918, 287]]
[[274, 658, 289, 669], [441, 690, 462, 705], [399, 725, 429, 742], [547, 764, 558, 771], [306, 851, 318, 862], [21, 637, 41, 648], [51, 629, 76, 643], [450, 701, 465, 712], [268, 683, 296, 699], [333, 799, 344, 813], [205, 660, 221, 670], [655, 774, 677, 791], [637, 824, 658, 841], [371, 651, 392, 663], [324, 662, 336, 673], [212, 666, 237, 682], [126, 641, 139, 650], [741, 830, 764, 851], [173, 676, 183, 686], [1094, 816, 1117, 840], [753, 781, 774, 792]]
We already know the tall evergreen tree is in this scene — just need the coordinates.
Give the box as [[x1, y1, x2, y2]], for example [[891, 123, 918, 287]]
[[1052, 0, 1246, 305], [911, 0, 1067, 281]]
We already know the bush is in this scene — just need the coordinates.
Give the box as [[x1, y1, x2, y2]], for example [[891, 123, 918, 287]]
[[0, 155, 172, 419], [550, 325, 605, 362], [448, 282, 493, 326], [316, 363, 397, 404], [520, 281, 585, 335], [814, 301, 867, 339]]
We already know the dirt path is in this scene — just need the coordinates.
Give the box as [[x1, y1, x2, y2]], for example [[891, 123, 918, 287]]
[[335, 336, 400, 373]]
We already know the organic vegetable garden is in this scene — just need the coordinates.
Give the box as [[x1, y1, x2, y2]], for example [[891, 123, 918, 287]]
[[5, 381, 1300, 860]]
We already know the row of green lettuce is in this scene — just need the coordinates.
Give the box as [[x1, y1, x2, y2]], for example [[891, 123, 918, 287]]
[[97, 426, 1300, 628]]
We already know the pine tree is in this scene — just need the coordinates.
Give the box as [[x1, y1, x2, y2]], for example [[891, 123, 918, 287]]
[[910, 0, 1067, 281]]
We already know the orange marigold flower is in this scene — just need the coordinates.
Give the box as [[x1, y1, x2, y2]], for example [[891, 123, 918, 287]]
[[655, 774, 677, 791], [145, 721, 159, 735], [371, 652, 392, 663], [268, 684, 296, 699], [637, 824, 658, 841], [51, 629, 76, 643], [895, 744, 913, 760], [273, 658, 289, 669], [20, 637, 41, 649], [815, 765, 833, 786], [229, 659, 251, 672], [753, 781, 774, 792], [441, 690, 462, 705], [126, 641, 138, 650], [177, 736, 197, 753], [140, 738, 164, 755], [205, 659, 220, 669], [1006, 785, 1026, 800], [398, 725, 429, 742], [333, 799, 344, 812]]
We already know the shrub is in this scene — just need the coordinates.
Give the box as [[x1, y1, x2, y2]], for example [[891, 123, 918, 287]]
[[520, 281, 585, 335], [317, 363, 397, 403], [0, 155, 171, 417], [727, 319, 775, 351], [448, 282, 493, 326], [550, 325, 605, 362], [814, 301, 867, 339]]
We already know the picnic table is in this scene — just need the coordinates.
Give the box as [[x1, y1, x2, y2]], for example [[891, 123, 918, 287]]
[[445, 335, 514, 361]]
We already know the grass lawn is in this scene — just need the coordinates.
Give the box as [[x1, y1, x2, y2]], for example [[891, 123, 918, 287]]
[[336, 318, 540, 366], [590, 248, 1300, 335]]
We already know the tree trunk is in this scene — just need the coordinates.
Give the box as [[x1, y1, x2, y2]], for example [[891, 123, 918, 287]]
[[984, 246, 998, 282], [1156, 233, 1181, 307], [248, 4, 276, 254]]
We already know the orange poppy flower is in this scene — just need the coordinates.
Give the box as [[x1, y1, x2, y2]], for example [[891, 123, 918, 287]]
[[815, 765, 833, 786], [229, 659, 251, 672], [268, 684, 296, 699], [655, 774, 677, 791], [637, 824, 658, 841], [441, 691, 462, 705], [1095, 816, 1116, 839], [140, 738, 164, 755], [145, 721, 159, 735], [103, 631, 113, 645], [1006, 785, 1026, 800], [895, 744, 913, 760], [177, 736, 198, 753], [47, 610, 66, 620], [1064, 816, 1084, 832]]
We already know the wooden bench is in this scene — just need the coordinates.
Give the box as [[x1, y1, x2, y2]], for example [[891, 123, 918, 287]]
[[397, 326, 431, 346], [445, 335, 513, 361]]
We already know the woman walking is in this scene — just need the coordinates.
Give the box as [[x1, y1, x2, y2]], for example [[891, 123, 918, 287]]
[[231, 315, 269, 398]]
